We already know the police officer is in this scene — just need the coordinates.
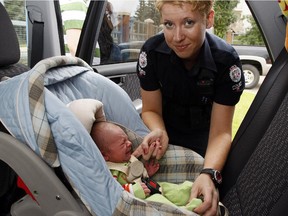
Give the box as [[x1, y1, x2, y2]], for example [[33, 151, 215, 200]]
[[136, 1, 244, 215]]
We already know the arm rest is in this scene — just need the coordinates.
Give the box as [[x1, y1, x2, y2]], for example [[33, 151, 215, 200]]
[[0, 132, 91, 216]]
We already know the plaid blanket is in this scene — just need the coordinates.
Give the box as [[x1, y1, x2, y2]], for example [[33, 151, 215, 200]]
[[116, 123, 203, 215], [115, 191, 200, 216], [118, 123, 204, 184]]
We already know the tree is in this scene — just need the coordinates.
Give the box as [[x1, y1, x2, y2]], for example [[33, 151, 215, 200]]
[[4, 0, 25, 21], [237, 15, 265, 45], [134, 1, 147, 22], [134, 0, 160, 26], [214, 0, 239, 38], [146, 0, 160, 26]]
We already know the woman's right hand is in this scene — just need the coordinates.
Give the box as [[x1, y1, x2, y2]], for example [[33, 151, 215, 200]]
[[133, 129, 169, 160]]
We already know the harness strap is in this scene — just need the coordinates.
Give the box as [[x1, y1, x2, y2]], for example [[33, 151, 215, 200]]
[[106, 155, 148, 183]]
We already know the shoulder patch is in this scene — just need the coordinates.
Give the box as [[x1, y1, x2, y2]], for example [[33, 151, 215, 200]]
[[229, 65, 242, 83], [139, 51, 147, 68]]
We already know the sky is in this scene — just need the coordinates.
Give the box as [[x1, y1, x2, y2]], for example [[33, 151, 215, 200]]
[[238, 0, 251, 15], [109, 0, 138, 14]]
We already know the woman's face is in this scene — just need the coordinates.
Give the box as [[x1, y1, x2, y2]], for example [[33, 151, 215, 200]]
[[161, 2, 214, 64]]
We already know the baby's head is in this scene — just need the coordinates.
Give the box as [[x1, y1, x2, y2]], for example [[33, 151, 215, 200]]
[[91, 121, 132, 163]]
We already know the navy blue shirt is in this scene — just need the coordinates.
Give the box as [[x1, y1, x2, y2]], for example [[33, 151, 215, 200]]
[[137, 32, 244, 156]]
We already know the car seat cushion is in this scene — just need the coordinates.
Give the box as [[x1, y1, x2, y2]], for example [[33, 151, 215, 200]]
[[67, 98, 106, 133]]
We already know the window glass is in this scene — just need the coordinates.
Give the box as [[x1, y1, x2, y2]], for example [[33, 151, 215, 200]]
[[92, 0, 162, 65]]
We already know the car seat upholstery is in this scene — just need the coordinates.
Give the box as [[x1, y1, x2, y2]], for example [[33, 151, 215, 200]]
[[0, 3, 31, 215], [219, 47, 288, 215]]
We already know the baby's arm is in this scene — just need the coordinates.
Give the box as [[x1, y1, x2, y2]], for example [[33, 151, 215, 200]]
[[123, 182, 150, 198]]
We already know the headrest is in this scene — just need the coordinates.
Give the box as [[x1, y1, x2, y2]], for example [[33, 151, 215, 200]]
[[0, 3, 20, 67], [67, 99, 106, 133]]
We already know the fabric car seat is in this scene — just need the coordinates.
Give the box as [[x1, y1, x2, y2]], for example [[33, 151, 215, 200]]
[[219, 47, 288, 215], [219, 0, 288, 215], [0, 3, 31, 215]]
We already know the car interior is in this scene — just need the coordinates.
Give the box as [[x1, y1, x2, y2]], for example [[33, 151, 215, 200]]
[[1, 0, 288, 215]]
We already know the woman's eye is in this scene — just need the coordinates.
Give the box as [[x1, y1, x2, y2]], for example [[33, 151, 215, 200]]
[[185, 19, 194, 27], [163, 21, 173, 29]]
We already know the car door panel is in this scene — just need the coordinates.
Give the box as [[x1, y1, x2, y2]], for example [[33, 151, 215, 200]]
[[93, 62, 141, 101]]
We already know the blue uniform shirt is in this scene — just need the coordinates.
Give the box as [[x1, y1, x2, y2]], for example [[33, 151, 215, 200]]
[[137, 32, 244, 156]]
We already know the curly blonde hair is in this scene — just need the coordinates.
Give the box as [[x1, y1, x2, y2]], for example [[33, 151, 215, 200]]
[[155, 0, 213, 16]]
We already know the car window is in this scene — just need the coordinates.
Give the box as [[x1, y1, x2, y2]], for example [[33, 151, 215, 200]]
[[104, 0, 162, 64], [57, 0, 162, 65]]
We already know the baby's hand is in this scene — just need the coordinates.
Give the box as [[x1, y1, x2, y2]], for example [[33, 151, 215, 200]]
[[144, 159, 160, 177], [140, 182, 151, 197]]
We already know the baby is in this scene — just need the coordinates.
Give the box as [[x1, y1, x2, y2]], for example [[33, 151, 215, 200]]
[[91, 121, 161, 198]]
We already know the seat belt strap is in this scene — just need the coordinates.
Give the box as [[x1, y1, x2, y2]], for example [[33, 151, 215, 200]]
[[30, 21, 44, 67]]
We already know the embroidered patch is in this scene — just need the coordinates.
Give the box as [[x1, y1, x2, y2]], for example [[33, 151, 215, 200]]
[[229, 65, 242, 82], [138, 67, 146, 76], [232, 81, 243, 91], [139, 51, 147, 68]]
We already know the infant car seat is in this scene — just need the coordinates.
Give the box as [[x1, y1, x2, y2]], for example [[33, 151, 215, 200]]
[[0, 55, 203, 216]]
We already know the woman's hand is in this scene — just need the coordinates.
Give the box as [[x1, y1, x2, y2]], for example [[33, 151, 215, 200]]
[[189, 174, 220, 216], [132, 129, 169, 160]]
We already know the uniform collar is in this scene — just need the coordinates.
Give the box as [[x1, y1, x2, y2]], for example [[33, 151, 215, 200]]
[[199, 33, 217, 73]]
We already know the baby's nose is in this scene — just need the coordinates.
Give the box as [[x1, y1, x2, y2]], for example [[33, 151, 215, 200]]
[[126, 141, 132, 147]]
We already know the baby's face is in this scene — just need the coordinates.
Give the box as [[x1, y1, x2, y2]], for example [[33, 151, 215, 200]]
[[106, 127, 132, 163]]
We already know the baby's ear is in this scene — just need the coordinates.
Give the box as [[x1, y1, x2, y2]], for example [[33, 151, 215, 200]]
[[103, 155, 109, 161], [102, 153, 109, 161]]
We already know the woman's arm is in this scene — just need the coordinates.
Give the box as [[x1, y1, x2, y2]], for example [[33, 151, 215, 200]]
[[204, 102, 235, 170], [192, 102, 235, 215], [140, 88, 169, 159]]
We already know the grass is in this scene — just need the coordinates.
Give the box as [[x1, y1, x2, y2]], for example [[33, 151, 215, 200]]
[[232, 91, 256, 138]]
